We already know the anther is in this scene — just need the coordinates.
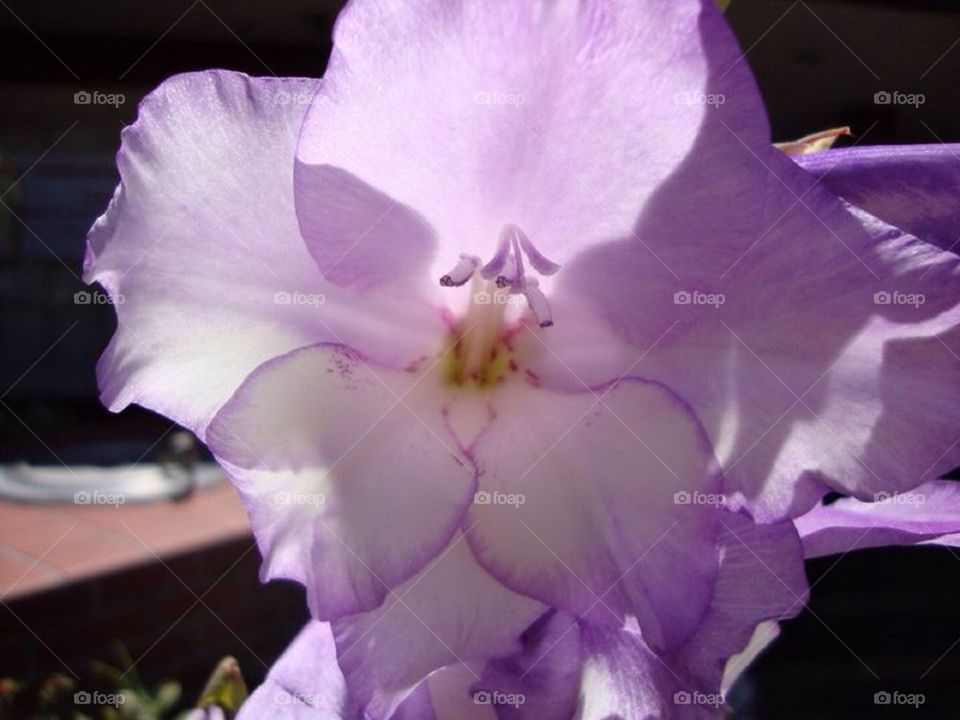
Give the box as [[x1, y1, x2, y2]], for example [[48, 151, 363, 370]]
[[522, 278, 553, 328], [440, 254, 481, 287]]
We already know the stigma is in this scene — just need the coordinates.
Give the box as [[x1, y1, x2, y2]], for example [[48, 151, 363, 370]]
[[438, 224, 559, 328]]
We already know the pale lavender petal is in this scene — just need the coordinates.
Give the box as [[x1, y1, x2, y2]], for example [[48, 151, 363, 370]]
[[238, 621, 438, 720], [84, 71, 442, 439], [463, 378, 721, 653], [632, 149, 960, 521], [794, 144, 960, 253], [295, 0, 768, 283], [795, 480, 960, 558], [677, 512, 807, 692], [480, 514, 805, 718], [237, 622, 346, 720], [577, 622, 679, 720], [332, 537, 543, 719], [206, 344, 475, 619], [479, 610, 583, 720], [294, 164, 439, 290]]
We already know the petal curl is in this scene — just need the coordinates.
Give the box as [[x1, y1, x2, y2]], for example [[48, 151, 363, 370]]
[[793, 144, 960, 253], [795, 480, 960, 558], [207, 344, 476, 619]]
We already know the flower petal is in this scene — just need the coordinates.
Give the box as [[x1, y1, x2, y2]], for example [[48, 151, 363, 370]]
[[632, 149, 960, 521], [479, 610, 584, 720], [480, 514, 805, 718], [237, 622, 346, 719], [294, 164, 439, 291], [206, 344, 476, 619], [84, 70, 442, 438], [577, 622, 678, 720], [237, 621, 439, 720], [795, 480, 960, 559], [793, 144, 960, 253], [331, 536, 543, 719], [295, 0, 768, 280], [463, 377, 721, 653], [677, 512, 807, 692]]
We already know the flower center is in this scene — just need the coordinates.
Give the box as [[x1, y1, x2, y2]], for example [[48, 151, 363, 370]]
[[439, 224, 560, 329]]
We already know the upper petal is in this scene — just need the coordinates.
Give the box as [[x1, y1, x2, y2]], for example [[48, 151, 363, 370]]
[[793, 144, 960, 253], [295, 0, 768, 282], [207, 344, 476, 619], [85, 71, 442, 438]]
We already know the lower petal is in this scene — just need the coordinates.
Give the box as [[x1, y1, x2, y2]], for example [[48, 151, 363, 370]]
[[464, 377, 721, 653], [207, 344, 475, 619], [332, 537, 544, 719]]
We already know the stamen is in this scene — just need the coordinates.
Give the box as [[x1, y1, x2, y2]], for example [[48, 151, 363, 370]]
[[480, 233, 512, 280], [440, 254, 481, 287], [513, 225, 561, 276], [441, 224, 561, 327], [495, 253, 518, 289], [522, 278, 553, 328]]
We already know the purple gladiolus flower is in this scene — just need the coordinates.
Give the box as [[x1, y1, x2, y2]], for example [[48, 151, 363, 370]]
[[83, 0, 960, 717]]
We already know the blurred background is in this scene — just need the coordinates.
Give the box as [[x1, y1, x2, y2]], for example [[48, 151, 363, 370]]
[[0, 0, 958, 717]]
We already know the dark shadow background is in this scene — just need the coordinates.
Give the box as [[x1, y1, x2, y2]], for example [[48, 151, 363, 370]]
[[0, 0, 959, 718]]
